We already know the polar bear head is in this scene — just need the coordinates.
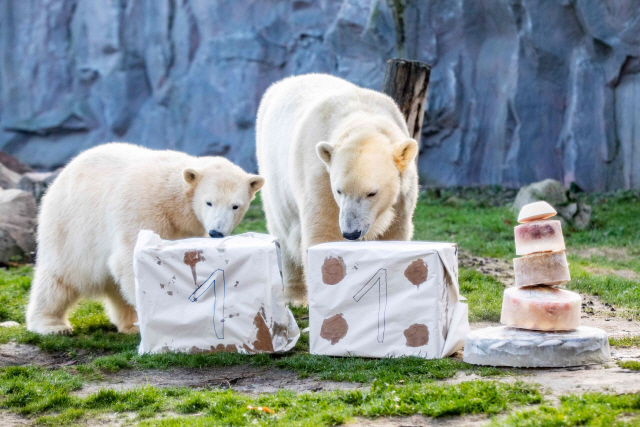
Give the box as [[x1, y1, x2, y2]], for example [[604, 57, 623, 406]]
[[317, 133, 417, 240], [183, 158, 264, 238]]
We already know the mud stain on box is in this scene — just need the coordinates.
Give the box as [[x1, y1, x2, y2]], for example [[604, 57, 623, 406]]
[[187, 344, 238, 354], [405, 259, 428, 286], [252, 311, 274, 352], [404, 323, 429, 347], [322, 256, 346, 285], [320, 313, 348, 344], [183, 250, 206, 286]]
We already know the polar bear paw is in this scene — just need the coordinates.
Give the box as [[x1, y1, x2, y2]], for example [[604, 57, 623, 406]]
[[29, 323, 74, 335], [118, 324, 139, 334]]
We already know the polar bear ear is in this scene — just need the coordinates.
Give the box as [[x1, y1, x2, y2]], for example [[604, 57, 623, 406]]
[[316, 141, 334, 166], [248, 175, 265, 197], [183, 168, 201, 186], [392, 139, 418, 172]]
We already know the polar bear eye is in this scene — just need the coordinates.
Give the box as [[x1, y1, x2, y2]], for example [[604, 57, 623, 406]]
[[367, 191, 377, 198], [232, 205, 239, 210], [336, 190, 342, 195], [206, 202, 212, 207]]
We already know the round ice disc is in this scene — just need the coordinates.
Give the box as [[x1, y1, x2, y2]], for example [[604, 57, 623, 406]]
[[463, 326, 610, 368]]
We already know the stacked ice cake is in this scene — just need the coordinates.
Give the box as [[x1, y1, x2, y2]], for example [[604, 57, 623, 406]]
[[463, 202, 611, 367]]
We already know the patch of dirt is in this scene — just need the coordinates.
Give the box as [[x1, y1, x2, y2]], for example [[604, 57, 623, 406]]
[[345, 414, 490, 427], [584, 266, 639, 280], [76, 365, 363, 397], [572, 247, 635, 263], [446, 361, 640, 398], [579, 295, 640, 334], [0, 343, 79, 368], [459, 252, 514, 286], [0, 412, 30, 426]]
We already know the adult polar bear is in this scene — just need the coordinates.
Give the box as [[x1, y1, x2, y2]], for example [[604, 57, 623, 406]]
[[256, 74, 419, 305], [27, 143, 264, 335]]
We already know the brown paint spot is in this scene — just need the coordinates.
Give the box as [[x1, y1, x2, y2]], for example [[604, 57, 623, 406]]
[[184, 250, 206, 285], [167, 291, 173, 296], [405, 259, 428, 286], [320, 313, 348, 345], [252, 311, 274, 352], [322, 256, 346, 285], [404, 324, 429, 347]]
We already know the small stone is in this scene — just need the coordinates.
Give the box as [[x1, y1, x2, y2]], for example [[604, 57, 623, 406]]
[[0, 321, 20, 328]]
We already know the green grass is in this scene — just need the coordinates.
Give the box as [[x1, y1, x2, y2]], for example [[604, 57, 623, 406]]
[[140, 381, 540, 427], [610, 336, 640, 348], [414, 190, 640, 266], [618, 360, 640, 371], [492, 392, 640, 426], [0, 265, 32, 322], [0, 372, 540, 426], [459, 269, 504, 322], [566, 264, 640, 317]]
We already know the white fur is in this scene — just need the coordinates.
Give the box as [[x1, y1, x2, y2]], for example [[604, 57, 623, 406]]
[[256, 74, 419, 305], [26, 143, 263, 335]]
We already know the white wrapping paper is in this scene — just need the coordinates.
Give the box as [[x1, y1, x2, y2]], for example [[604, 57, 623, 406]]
[[134, 231, 299, 355], [307, 241, 469, 358]]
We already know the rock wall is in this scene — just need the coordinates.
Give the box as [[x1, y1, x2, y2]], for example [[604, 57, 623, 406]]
[[1, 0, 638, 191]]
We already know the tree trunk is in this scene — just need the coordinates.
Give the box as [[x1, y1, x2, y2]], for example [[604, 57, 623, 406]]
[[382, 59, 431, 147]]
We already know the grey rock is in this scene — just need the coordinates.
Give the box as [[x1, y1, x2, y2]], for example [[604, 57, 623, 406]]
[[0, 321, 20, 328], [513, 179, 592, 229], [513, 179, 569, 212], [18, 170, 61, 203], [0, 164, 21, 190], [557, 202, 578, 220], [0, 0, 639, 190], [571, 202, 592, 231], [0, 152, 33, 174], [0, 189, 37, 263]]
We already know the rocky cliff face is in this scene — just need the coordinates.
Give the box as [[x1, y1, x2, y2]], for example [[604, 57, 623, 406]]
[[1, 0, 638, 191]]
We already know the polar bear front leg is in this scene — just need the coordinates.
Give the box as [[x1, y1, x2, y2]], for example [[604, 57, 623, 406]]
[[300, 206, 344, 302], [26, 271, 79, 335], [281, 244, 307, 306]]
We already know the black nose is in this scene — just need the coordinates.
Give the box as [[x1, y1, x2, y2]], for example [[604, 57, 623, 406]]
[[342, 230, 362, 240], [209, 230, 224, 238]]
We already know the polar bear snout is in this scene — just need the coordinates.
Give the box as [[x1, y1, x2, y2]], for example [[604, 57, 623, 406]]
[[208, 230, 224, 238], [338, 197, 371, 240], [342, 230, 362, 240]]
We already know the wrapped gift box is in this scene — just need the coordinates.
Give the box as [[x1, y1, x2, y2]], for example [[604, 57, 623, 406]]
[[134, 230, 299, 354], [307, 241, 469, 358]]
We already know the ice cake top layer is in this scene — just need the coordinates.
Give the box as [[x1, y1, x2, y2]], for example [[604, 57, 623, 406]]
[[518, 201, 557, 223]]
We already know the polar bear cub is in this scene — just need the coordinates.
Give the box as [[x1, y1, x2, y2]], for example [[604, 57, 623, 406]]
[[27, 143, 264, 335], [256, 74, 419, 305]]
